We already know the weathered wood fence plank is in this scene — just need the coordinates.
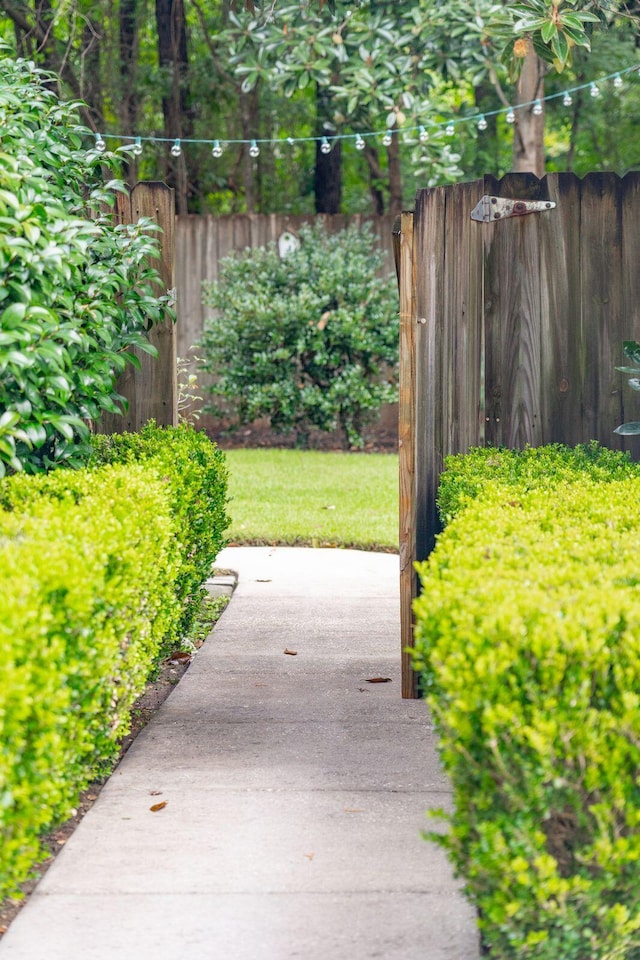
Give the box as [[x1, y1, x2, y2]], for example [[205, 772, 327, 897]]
[[100, 182, 177, 433]]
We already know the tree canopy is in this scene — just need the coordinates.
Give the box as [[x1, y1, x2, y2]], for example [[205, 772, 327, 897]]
[[1, 1, 638, 214]]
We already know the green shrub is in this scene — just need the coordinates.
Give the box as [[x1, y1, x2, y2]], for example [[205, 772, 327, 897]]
[[198, 222, 399, 449], [0, 463, 180, 898], [437, 441, 636, 525], [0, 54, 171, 476], [413, 458, 640, 958], [89, 423, 230, 641]]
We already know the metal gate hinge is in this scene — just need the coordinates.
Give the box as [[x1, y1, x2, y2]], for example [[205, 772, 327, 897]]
[[471, 195, 556, 222]]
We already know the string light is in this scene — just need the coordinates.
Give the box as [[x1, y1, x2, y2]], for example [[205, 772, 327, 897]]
[[89, 62, 638, 158]]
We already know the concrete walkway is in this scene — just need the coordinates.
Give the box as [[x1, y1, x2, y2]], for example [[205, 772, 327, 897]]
[[0, 547, 479, 960]]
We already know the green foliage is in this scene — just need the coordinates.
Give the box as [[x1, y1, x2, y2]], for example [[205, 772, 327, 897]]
[[89, 423, 230, 641], [437, 441, 635, 524], [0, 54, 171, 476], [198, 223, 399, 448], [413, 446, 640, 958], [0, 463, 181, 898], [615, 340, 640, 436]]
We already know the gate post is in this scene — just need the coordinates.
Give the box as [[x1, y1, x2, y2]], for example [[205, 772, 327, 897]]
[[397, 211, 420, 699], [99, 181, 177, 433]]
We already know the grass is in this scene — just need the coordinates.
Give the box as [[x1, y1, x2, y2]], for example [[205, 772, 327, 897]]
[[223, 449, 399, 552]]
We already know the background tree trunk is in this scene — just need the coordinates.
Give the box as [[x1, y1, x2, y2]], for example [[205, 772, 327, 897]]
[[156, 0, 194, 214], [512, 45, 546, 177], [314, 86, 342, 214]]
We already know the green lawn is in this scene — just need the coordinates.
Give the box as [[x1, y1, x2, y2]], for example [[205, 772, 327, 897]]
[[223, 449, 399, 552]]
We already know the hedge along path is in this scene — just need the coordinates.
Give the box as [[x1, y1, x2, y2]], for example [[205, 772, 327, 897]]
[[0, 465, 180, 898], [413, 455, 640, 959]]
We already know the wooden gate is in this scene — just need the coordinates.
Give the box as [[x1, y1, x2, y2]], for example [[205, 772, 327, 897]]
[[397, 171, 640, 698]]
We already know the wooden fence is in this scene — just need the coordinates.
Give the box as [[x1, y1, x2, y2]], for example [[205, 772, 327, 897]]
[[397, 171, 640, 698]]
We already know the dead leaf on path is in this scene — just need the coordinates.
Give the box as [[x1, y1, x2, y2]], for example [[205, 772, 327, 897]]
[[322, 504, 336, 510], [344, 809, 364, 814], [150, 801, 167, 812], [358, 688, 368, 693], [284, 648, 298, 656], [150, 790, 163, 796], [254, 682, 268, 687], [0, 925, 8, 935], [304, 852, 315, 860], [256, 579, 272, 583], [364, 677, 392, 683], [167, 651, 192, 663]]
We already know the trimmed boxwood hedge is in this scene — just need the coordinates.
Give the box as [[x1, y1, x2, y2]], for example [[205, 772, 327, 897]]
[[413, 444, 640, 959], [0, 425, 229, 899]]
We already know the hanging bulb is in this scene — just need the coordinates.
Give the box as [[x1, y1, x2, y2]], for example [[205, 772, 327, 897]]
[[382, 129, 393, 147], [249, 139, 260, 158], [590, 82, 600, 98], [614, 73, 623, 89], [355, 134, 366, 151], [477, 115, 488, 131], [212, 140, 223, 159], [418, 125, 429, 143], [563, 92, 573, 107], [320, 137, 332, 155], [505, 108, 516, 124], [132, 137, 142, 156], [532, 99, 543, 116], [287, 137, 295, 146], [445, 123, 455, 137], [171, 138, 182, 157], [94, 132, 106, 153]]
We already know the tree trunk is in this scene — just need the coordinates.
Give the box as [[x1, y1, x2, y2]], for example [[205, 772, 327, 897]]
[[387, 133, 402, 216], [239, 87, 259, 212], [512, 45, 546, 177], [314, 86, 341, 214], [363, 144, 385, 215], [156, 0, 194, 214]]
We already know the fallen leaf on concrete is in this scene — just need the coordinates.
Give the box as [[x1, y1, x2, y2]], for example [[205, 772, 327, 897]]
[[256, 578, 272, 583], [167, 651, 191, 663], [150, 790, 163, 796], [304, 852, 315, 860], [358, 688, 368, 693], [344, 809, 364, 814], [0, 925, 8, 935], [150, 801, 167, 812], [364, 677, 392, 683], [284, 648, 298, 656]]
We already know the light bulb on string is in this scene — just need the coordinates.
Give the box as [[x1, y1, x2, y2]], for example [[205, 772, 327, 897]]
[[614, 73, 623, 89], [171, 138, 182, 157], [445, 123, 455, 137], [418, 125, 429, 142], [320, 137, 332, 155], [212, 140, 223, 158], [477, 115, 488, 131], [94, 132, 106, 153], [355, 134, 366, 151], [505, 109, 516, 124], [382, 129, 393, 146], [287, 137, 295, 146], [249, 140, 260, 158], [532, 99, 543, 116], [132, 137, 142, 156], [590, 82, 600, 98], [563, 92, 573, 106]]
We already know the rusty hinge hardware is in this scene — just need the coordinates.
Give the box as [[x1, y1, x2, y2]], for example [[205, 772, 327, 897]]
[[471, 195, 556, 222]]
